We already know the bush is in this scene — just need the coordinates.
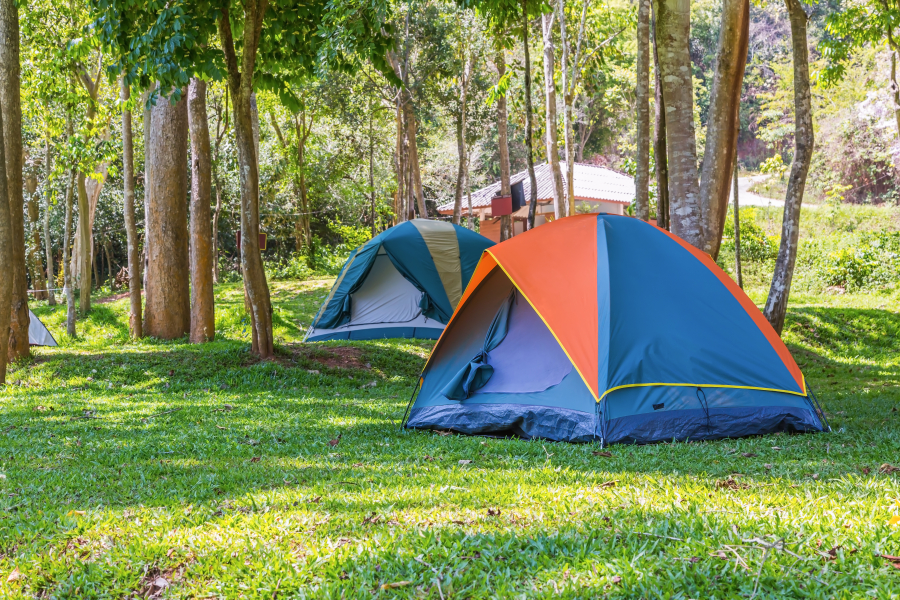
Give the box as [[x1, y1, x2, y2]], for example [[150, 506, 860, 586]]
[[719, 207, 780, 263], [805, 231, 900, 291]]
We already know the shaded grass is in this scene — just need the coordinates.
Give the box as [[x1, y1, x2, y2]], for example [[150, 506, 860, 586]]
[[1, 281, 899, 598]]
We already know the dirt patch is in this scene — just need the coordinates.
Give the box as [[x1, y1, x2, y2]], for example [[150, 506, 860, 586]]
[[289, 345, 370, 371], [97, 290, 143, 304]]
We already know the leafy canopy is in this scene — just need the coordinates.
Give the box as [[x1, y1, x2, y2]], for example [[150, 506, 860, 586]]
[[90, 0, 396, 109]]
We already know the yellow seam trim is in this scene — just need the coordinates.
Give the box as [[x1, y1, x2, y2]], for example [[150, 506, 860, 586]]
[[597, 382, 808, 403], [487, 249, 600, 402], [421, 252, 492, 373]]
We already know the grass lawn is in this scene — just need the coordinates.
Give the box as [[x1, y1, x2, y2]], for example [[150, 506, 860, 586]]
[[1, 278, 899, 599]]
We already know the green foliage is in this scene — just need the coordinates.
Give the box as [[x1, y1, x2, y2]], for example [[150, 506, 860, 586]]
[[804, 232, 900, 292], [759, 153, 787, 180], [720, 207, 780, 263]]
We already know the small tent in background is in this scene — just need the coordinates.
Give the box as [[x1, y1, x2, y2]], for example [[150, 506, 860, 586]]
[[404, 214, 827, 444], [305, 220, 495, 341], [28, 310, 58, 347]]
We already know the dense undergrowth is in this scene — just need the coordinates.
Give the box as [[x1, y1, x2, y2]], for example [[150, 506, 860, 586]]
[[0, 262, 898, 598]]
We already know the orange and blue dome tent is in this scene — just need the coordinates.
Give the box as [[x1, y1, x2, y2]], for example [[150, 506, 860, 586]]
[[402, 213, 828, 444]]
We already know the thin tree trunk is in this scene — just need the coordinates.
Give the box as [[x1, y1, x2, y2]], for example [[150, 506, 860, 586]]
[[0, 71, 11, 383], [542, 11, 566, 220], [523, 0, 540, 230], [42, 134, 56, 305], [0, 0, 29, 360], [104, 240, 113, 290], [76, 168, 92, 312], [404, 99, 427, 217], [635, 0, 651, 221], [699, 0, 750, 258], [188, 78, 215, 343], [884, 31, 900, 138], [142, 87, 153, 293], [217, 3, 274, 358], [26, 178, 47, 300], [560, 0, 590, 218], [369, 103, 376, 236], [63, 162, 76, 336], [92, 245, 99, 290], [733, 147, 743, 289], [465, 151, 474, 230], [395, 96, 407, 224], [454, 55, 473, 225], [212, 180, 222, 283], [121, 79, 142, 338], [496, 48, 513, 240], [654, 0, 702, 248], [144, 91, 190, 340], [293, 112, 311, 248], [764, 0, 813, 335], [652, 9, 670, 230]]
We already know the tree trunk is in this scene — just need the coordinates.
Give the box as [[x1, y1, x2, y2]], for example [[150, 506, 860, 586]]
[[523, 0, 539, 230], [188, 78, 215, 343], [559, 0, 589, 218], [454, 55, 473, 226], [0, 0, 29, 361], [764, 0, 813, 335], [465, 151, 474, 230], [699, 0, 750, 258], [63, 160, 76, 336], [144, 92, 190, 340], [892, 49, 900, 139], [635, 0, 652, 221], [142, 85, 154, 294], [293, 113, 311, 248], [27, 188, 47, 299], [104, 239, 114, 290], [42, 135, 56, 305], [732, 145, 743, 289], [542, 11, 566, 220], [121, 79, 142, 338], [403, 99, 427, 218], [93, 244, 99, 289], [76, 169, 92, 312], [395, 96, 407, 224], [369, 104, 377, 236], [0, 74, 11, 383], [217, 3, 274, 358], [496, 48, 513, 240], [654, 0, 701, 248], [652, 8, 670, 230]]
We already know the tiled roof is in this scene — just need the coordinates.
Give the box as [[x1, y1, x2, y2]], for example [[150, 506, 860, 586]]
[[437, 162, 635, 213]]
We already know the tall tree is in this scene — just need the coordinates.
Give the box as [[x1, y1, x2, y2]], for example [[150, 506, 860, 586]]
[[120, 79, 141, 338], [452, 45, 476, 226], [557, 0, 590, 218], [0, 69, 11, 384], [542, 10, 565, 220], [24, 175, 47, 300], [652, 8, 669, 230], [62, 121, 76, 337], [634, 0, 651, 222], [654, 0, 701, 247], [42, 135, 56, 305], [495, 46, 513, 240], [188, 78, 215, 343], [144, 92, 190, 340], [522, 0, 539, 230], [698, 0, 750, 258], [764, 0, 814, 335], [0, 0, 29, 361]]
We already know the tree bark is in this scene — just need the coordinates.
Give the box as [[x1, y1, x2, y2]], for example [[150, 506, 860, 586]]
[[523, 0, 540, 230], [144, 92, 190, 340], [764, 0, 813, 335], [293, 112, 312, 249], [188, 78, 215, 343], [541, 11, 566, 220], [652, 8, 670, 230], [26, 177, 47, 300], [496, 48, 513, 240], [635, 0, 652, 221], [560, 0, 590, 218], [217, 3, 274, 358], [42, 135, 56, 305], [732, 144, 743, 289], [699, 0, 750, 258], [0, 0, 29, 361], [454, 54, 474, 226], [76, 170, 92, 312], [395, 95, 407, 224], [62, 114, 76, 337], [654, 0, 701, 248], [121, 79, 142, 339], [0, 72, 11, 383]]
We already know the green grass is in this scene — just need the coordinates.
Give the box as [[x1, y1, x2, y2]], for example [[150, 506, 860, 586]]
[[1, 279, 899, 599]]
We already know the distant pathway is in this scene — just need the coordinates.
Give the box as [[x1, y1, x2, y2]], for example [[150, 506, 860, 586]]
[[731, 174, 784, 207]]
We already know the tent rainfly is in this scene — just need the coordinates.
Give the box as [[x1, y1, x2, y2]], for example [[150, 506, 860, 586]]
[[305, 220, 495, 341], [29, 310, 58, 347], [403, 213, 827, 444]]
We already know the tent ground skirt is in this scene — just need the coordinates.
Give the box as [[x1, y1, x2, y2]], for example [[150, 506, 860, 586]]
[[306, 326, 444, 342]]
